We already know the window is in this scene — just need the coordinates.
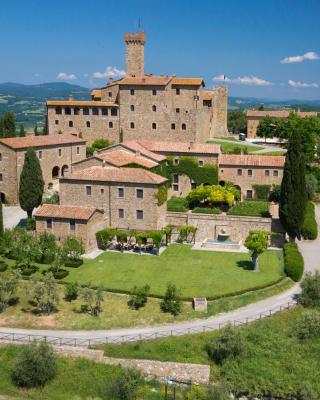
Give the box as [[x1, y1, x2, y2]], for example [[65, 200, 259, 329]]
[[86, 121, 91, 128], [83, 107, 89, 115], [74, 107, 80, 115], [130, 89, 135, 95], [273, 170, 279, 177], [136, 189, 143, 199], [0, 153, 2, 161], [182, 123, 186, 130], [109, 121, 113, 128], [70, 220, 76, 231], [173, 174, 179, 183], [108, 91, 112, 97], [136, 210, 143, 220], [69, 121, 73, 127], [171, 123, 175, 130], [38, 151, 42, 160], [55, 106, 62, 115], [246, 190, 253, 199], [100, 188, 104, 194], [58, 149, 62, 157], [176, 88, 180, 95], [130, 105, 135, 112], [130, 122, 135, 129], [248, 169, 253, 176], [46, 219, 52, 229], [152, 105, 157, 112], [176, 108, 180, 113], [237, 169, 242, 176], [86, 186, 92, 196], [65, 107, 71, 115], [111, 107, 117, 117], [173, 184, 179, 191], [76, 146, 80, 155], [92, 108, 99, 116], [101, 108, 108, 116], [199, 160, 204, 167], [152, 89, 157, 96], [55, 120, 59, 125], [265, 170, 270, 176], [118, 187, 124, 198], [0, 173, 3, 182], [118, 208, 124, 218], [152, 123, 157, 130]]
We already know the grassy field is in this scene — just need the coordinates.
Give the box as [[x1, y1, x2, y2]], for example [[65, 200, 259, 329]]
[[64, 245, 285, 299], [100, 307, 320, 398], [0, 345, 166, 400], [227, 200, 270, 217], [208, 139, 263, 153]]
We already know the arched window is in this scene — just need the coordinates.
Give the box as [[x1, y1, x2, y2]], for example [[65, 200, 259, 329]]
[[52, 166, 60, 179], [61, 165, 69, 177], [152, 123, 156, 130], [152, 105, 156, 112], [182, 123, 186, 130]]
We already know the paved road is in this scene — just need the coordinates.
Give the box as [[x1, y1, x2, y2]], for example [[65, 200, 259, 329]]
[[0, 206, 318, 344]]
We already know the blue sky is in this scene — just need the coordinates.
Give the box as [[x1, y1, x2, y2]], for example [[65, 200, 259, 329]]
[[0, 0, 319, 99]]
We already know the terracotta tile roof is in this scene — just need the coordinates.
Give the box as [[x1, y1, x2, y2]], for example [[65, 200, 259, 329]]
[[119, 75, 172, 86], [203, 91, 213, 101], [46, 100, 118, 107], [171, 77, 204, 86], [219, 154, 285, 167], [99, 150, 158, 168], [0, 135, 86, 150], [64, 166, 167, 185], [121, 141, 166, 162], [34, 204, 101, 220], [91, 89, 102, 99], [137, 140, 221, 155], [247, 110, 318, 118]]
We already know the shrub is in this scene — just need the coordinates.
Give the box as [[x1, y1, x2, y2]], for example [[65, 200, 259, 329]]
[[301, 202, 318, 240], [192, 207, 221, 214], [268, 185, 281, 203], [52, 269, 69, 280], [283, 242, 304, 282], [160, 283, 181, 316], [26, 217, 36, 231], [306, 174, 318, 200], [38, 231, 57, 264], [64, 259, 83, 268], [227, 200, 271, 217], [19, 264, 38, 276], [167, 196, 188, 212], [294, 310, 320, 340], [185, 385, 230, 400], [11, 341, 57, 388], [42, 191, 59, 205], [253, 184, 271, 200], [106, 367, 143, 400], [64, 282, 79, 301], [128, 285, 150, 309], [62, 236, 85, 261], [206, 324, 246, 364], [300, 271, 320, 307], [96, 227, 117, 249]]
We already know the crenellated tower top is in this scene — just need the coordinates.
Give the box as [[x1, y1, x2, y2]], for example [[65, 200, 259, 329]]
[[124, 31, 146, 77]]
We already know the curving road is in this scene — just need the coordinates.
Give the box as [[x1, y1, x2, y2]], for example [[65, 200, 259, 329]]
[[0, 206, 319, 345]]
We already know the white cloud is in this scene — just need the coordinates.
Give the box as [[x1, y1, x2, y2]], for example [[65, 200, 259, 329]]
[[280, 51, 319, 64], [93, 66, 125, 79], [288, 79, 319, 88], [213, 74, 273, 86], [56, 72, 77, 80]]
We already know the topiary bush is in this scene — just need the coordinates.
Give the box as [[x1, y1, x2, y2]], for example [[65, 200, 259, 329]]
[[19, 264, 38, 276], [283, 242, 304, 282], [11, 341, 57, 388], [301, 202, 318, 240], [300, 271, 320, 307], [64, 259, 83, 268], [45, 267, 69, 280]]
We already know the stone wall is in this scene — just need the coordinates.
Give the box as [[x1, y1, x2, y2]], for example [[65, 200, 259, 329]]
[[247, 116, 261, 139], [211, 86, 228, 137]]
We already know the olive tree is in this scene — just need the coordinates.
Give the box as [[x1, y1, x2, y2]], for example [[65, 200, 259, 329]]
[[245, 230, 269, 271]]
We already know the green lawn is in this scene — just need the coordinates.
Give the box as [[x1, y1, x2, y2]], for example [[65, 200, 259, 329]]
[[208, 140, 263, 153], [227, 200, 270, 217], [64, 245, 284, 299], [100, 307, 320, 398]]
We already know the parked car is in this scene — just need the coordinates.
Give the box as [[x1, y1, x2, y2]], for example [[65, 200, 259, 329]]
[[239, 133, 246, 141]]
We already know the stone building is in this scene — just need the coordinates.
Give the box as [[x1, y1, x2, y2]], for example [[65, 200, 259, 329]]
[[247, 109, 318, 139], [0, 135, 86, 205], [46, 31, 228, 144], [219, 154, 285, 199]]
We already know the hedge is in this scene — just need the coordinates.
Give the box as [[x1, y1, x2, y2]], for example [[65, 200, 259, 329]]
[[167, 197, 188, 212], [302, 202, 318, 240], [192, 207, 222, 214], [64, 259, 84, 268], [227, 201, 271, 218], [283, 243, 304, 282], [253, 184, 271, 200]]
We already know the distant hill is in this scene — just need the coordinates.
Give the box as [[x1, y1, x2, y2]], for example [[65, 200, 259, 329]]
[[0, 82, 319, 129]]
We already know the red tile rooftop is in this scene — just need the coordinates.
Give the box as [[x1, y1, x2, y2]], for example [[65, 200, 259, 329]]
[[99, 150, 158, 169], [0, 135, 86, 149], [137, 140, 221, 155], [63, 166, 167, 185], [121, 141, 166, 162], [46, 100, 118, 107], [171, 77, 204, 86], [34, 204, 101, 220], [219, 154, 285, 167]]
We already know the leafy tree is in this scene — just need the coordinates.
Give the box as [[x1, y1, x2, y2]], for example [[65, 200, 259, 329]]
[[160, 283, 181, 316], [38, 231, 57, 263], [186, 184, 238, 209], [256, 115, 278, 142], [306, 174, 318, 200], [300, 271, 320, 308], [245, 230, 269, 271], [19, 124, 25, 137], [128, 284, 150, 309], [51, 247, 65, 272], [280, 130, 307, 240], [227, 110, 247, 134], [64, 282, 79, 301], [80, 285, 104, 316], [268, 185, 281, 203], [107, 367, 143, 400], [11, 341, 57, 388], [86, 138, 112, 157], [62, 236, 85, 261], [11, 228, 40, 269], [0, 270, 20, 312], [258, 104, 265, 111], [0, 112, 16, 137], [19, 147, 44, 217], [0, 198, 3, 237], [32, 272, 59, 314], [34, 124, 39, 136]]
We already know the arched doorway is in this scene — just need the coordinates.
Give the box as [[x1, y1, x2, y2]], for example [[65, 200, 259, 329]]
[[234, 185, 242, 201], [52, 166, 60, 179], [61, 165, 69, 177], [0, 193, 5, 203]]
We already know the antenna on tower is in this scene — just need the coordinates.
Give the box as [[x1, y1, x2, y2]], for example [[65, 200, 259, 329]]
[[138, 17, 141, 30]]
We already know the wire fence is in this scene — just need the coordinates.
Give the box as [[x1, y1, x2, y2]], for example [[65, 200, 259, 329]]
[[0, 300, 297, 348]]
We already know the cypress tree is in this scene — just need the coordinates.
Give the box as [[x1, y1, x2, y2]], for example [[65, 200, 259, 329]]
[[0, 198, 3, 237], [19, 124, 25, 137], [279, 130, 307, 240], [2, 112, 16, 137], [34, 124, 39, 136], [19, 148, 44, 218]]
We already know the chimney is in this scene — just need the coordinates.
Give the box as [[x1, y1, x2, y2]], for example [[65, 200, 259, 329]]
[[68, 94, 74, 101], [108, 77, 113, 85]]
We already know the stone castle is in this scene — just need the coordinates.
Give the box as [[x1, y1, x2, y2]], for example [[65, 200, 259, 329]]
[[46, 31, 228, 144]]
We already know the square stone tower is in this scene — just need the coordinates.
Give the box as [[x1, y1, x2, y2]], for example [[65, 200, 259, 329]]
[[211, 86, 228, 136], [124, 31, 146, 77]]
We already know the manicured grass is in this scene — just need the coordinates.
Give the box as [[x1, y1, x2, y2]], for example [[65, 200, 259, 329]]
[[100, 307, 320, 398], [192, 207, 222, 214], [208, 140, 263, 153], [0, 345, 164, 400], [227, 200, 270, 217], [167, 196, 188, 212], [63, 245, 284, 299]]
